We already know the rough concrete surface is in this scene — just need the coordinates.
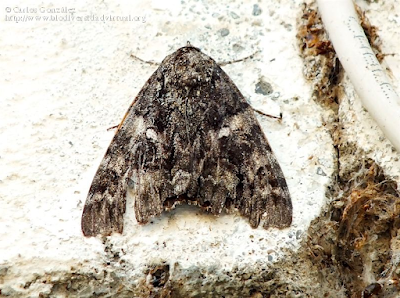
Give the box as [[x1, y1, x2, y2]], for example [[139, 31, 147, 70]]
[[0, 0, 399, 297]]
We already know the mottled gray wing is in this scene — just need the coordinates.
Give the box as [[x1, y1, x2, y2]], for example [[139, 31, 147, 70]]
[[81, 68, 166, 236], [81, 45, 292, 237]]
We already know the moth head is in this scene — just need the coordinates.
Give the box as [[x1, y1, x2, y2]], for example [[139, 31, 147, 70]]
[[162, 46, 215, 88]]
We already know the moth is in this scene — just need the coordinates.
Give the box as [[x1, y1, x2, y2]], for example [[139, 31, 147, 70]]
[[81, 44, 292, 237]]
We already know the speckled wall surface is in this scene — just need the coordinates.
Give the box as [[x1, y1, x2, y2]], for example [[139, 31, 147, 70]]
[[0, 0, 399, 297]]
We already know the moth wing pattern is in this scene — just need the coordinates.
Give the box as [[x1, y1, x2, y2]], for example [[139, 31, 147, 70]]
[[81, 45, 292, 237], [80, 125, 132, 236]]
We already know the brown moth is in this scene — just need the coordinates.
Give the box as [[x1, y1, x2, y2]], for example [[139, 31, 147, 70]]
[[81, 45, 292, 236]]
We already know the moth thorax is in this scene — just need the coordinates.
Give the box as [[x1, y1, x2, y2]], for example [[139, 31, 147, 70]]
[[170, 61, 213, 88]]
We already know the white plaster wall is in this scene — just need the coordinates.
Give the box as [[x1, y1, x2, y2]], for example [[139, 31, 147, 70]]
[[0, 0, 399, 296]]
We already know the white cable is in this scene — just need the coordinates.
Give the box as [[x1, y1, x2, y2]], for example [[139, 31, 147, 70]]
[[317, 0, 400, 152]]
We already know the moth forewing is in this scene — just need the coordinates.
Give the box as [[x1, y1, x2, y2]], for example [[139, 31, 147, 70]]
[[81, 45, 292, 236]]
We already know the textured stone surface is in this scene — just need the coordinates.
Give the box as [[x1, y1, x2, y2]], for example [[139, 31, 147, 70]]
[[0, 0, 399, 297]]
